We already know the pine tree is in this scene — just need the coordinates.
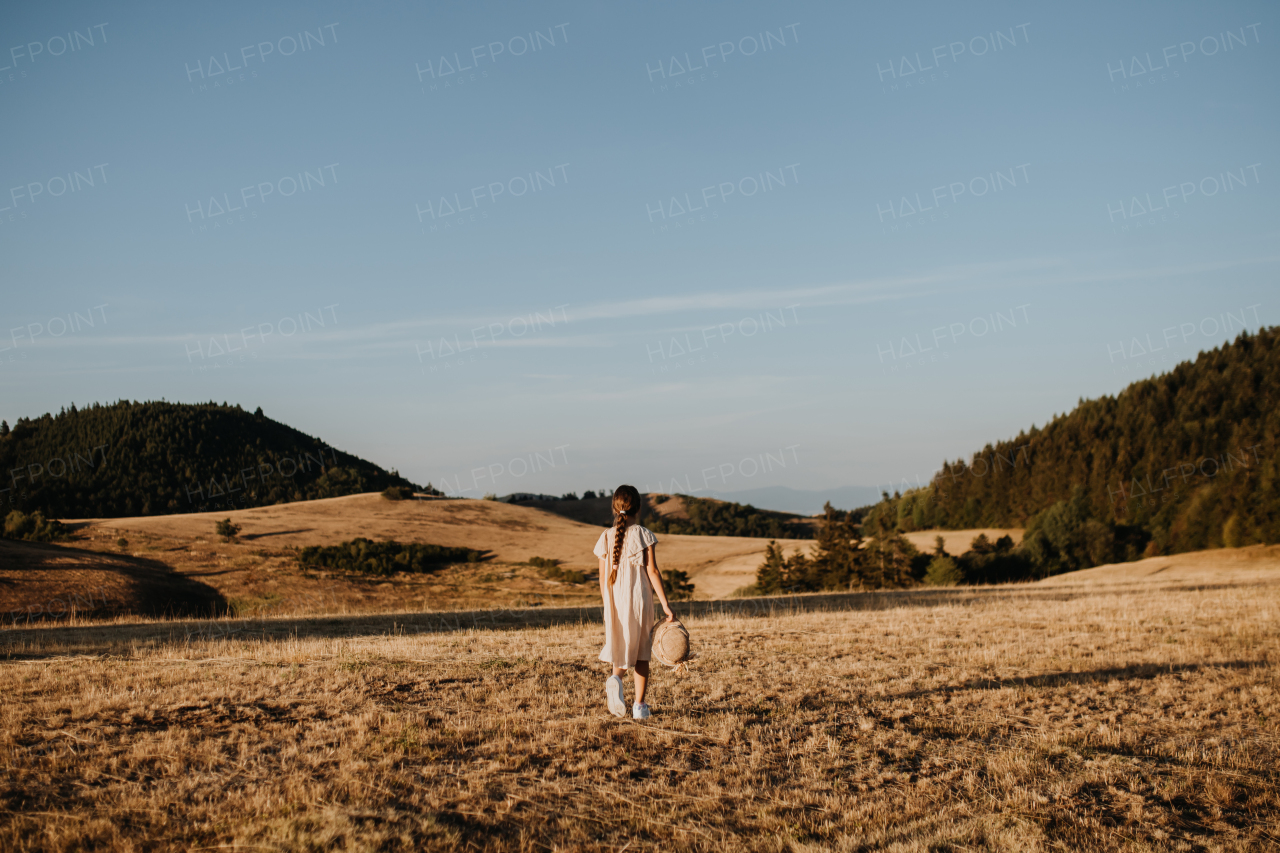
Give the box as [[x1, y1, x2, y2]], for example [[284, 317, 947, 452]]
[[812, 502, 865, 588], [756, 541, 786, 594]]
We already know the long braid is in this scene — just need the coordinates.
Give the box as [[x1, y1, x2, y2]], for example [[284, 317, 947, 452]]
[[608, 485, 641, 586], [609, 512, 627, 586]]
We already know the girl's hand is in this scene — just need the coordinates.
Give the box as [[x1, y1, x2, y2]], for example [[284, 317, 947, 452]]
[[663, 606, 675, 622]]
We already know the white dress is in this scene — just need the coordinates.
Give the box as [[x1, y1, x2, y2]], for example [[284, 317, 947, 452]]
[[594, 524, 659, 667]]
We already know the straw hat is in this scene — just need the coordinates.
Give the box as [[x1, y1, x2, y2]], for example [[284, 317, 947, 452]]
[[651, 619, 696, 672]]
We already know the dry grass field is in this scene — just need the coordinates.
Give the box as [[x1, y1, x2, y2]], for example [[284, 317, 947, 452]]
[[0, 495, 1023, 627], [3, 545, 1278, 851]]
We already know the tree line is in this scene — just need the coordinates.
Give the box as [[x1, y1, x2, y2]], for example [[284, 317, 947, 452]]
[[645, 494, 811, 539], [755, 327, 1278, 590], [863, 327, 1276, 562]]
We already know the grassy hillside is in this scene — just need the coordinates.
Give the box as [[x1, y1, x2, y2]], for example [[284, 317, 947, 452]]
[[0, 401, 422, 518], [862, 326, 1278, 563]]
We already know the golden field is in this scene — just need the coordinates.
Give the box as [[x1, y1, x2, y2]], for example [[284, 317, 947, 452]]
[[0, 494, 818, 623], [1, 494, 1021, 626], [2, 544, 1278, 851]]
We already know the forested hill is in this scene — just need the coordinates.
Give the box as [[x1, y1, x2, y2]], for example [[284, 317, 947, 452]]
[[0, 401, 420, 518], [864, 326, 1278, 557]]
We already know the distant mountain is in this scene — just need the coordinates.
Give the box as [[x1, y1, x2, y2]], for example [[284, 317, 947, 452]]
[[703, 485, 884, 516], [0, 401, 421, 518]]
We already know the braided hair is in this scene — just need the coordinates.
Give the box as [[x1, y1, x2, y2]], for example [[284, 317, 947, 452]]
[[608, 485, 642, 586]]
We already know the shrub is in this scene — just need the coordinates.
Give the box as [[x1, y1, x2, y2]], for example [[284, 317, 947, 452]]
[[381, 486, 414, 501], [482, 493, 498, 501], [662, 568, 696, 600], [116, 537, 128, 549], [924, 555, 963, 586], [298, 538, 481, 577], [2, 510, 70, 542], [960, 534, 1033, 584], [530, 556, 586, 584], [215, 518, 241, 541]]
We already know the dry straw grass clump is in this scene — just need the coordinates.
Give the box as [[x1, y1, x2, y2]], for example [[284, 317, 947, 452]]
[[2, 565, 1279, 851]]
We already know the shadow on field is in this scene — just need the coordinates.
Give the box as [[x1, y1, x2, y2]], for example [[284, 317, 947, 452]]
[[0, 539, 227, 627], [893, 660, 1266, 700], [240, 528, 314, 540], [0, 582, 1214, 658]]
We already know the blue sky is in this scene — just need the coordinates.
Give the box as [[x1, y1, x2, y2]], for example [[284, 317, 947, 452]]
[[2, 0, 1276, 507]]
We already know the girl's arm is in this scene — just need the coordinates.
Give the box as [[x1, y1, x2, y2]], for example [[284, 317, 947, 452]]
[[598, 555, 610, 604], [644, 545, 676, 622]]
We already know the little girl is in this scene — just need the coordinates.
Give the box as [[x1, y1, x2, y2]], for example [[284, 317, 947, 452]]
[[594, 485, 675, 719]]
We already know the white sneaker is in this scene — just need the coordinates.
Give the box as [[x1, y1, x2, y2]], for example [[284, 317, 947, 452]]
[[632, 702, 651, 720], [605, 675, 626, 717]]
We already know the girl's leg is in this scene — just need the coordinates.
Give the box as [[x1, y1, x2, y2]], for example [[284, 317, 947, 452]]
[[612, 666, 627, 679], [633, 660, 650, 703]]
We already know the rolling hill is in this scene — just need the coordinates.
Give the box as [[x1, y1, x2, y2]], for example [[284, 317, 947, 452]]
[[0, 400, 421, 518], [864, 326, 1279, 561]]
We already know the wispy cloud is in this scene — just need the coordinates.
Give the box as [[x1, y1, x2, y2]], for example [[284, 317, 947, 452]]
[[17, 253, 1277, 359]]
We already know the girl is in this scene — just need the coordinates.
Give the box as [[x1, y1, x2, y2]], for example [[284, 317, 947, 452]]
[[594, 485, 675, 719]]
